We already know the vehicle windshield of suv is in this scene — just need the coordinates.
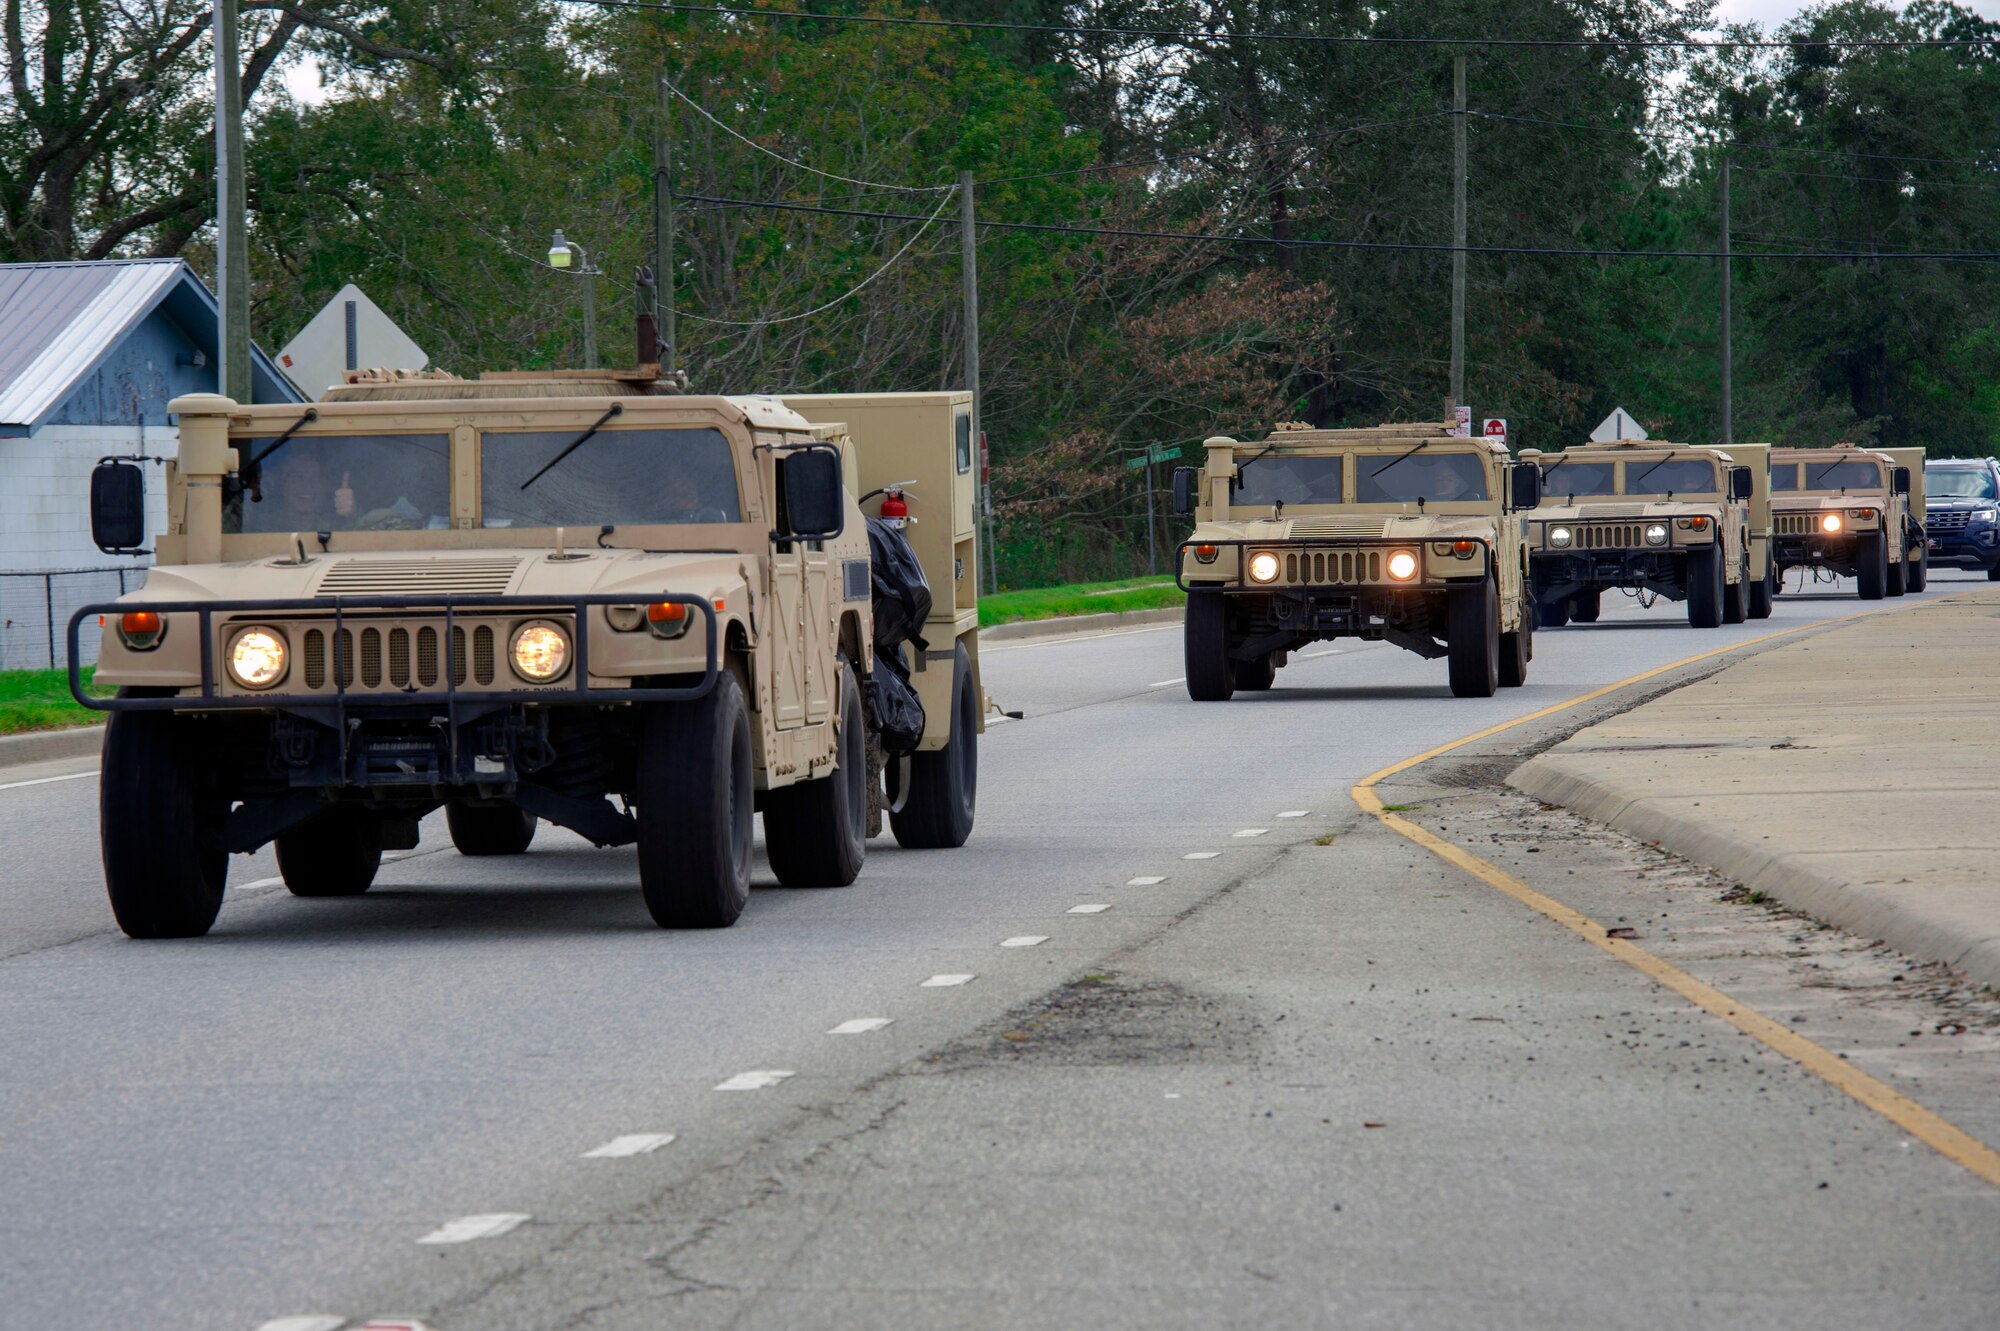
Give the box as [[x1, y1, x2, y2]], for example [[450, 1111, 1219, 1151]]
[[1232, 454, 1344, 507], [1540, 460, 1614, 497], [1624, 458, 1718, 495], [1803, 459, 1881, 491], [1357, 451, 1489, 503], [228, 433, 452, 533], [479, 427, 744, 528], [1927, 469, 1997, 500]]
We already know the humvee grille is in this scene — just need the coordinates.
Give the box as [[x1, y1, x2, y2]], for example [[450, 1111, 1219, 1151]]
[[294, 619, 508, 694], [1574, 524, 1645, 549], [1286, 550, 1383, 584], [316, 557, 523, 597], [1775, 513, 1815, 536], [360, 628, 384, 687]]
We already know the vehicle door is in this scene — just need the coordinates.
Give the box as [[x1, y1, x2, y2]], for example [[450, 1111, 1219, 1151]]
[[761, 439, 809, 729]]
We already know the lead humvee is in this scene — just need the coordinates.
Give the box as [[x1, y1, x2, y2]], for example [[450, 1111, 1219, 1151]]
[[1169, 422, 1544, 699], [1769, 444, 1928, 599], [71, 358, 981, 938], [1521, 440, 1772, 629]]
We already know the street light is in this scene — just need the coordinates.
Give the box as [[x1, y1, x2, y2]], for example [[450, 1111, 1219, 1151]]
[[547, 228, 600, 368]]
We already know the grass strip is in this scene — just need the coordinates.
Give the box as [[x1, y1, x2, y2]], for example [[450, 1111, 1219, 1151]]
[[979, 576, 1184, 627], [0, 668, 111, 735]]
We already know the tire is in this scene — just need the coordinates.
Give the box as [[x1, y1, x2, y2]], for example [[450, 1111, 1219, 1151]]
[[1498, 602, 1531, 688], [892, 640, 979, 849], [1856, 532, 1888, 600], [446, 802, 537, 856], [1722, 556, 1750, 624], [1570, 590, 1600, 624], [1748, 564, 1775, 620], [1988, 565, 2000, 583], [1686, 545, 1724, 628], [1537, 595, 1570, 629], [1231, 654, 1277, 691], [100, 704, 228, 939], [637, 670, 754, 928], [763, 658, 867, 887], [1906, 550, 1928, 592], [1184, 591, 1234, 701], [1447, 578, 1499, 698], [1886, 550, 1907, 596], [277, 806, 383, 897]]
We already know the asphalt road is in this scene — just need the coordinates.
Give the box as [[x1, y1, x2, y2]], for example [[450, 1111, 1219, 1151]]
[[2, 573, 1995, 1330]]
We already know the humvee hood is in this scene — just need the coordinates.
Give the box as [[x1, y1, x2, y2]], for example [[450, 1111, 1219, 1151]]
[[125, 549, 752, 605], [1192, 512, 1499, 543], [1533, 499, 1725, 522]]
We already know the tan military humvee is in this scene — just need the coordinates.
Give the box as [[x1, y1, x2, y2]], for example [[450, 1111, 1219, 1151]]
[[1520, 441, 1772, 629], [1769, 444, 1928, 599], [70, 369, 981, 938], [1169, 422, 1544, 699]]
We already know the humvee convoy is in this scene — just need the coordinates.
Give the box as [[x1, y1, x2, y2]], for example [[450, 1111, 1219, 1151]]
[[72, 361, 980, 938], [1170, 422, 1544, 699], [1769, 445, 1928, 599], [1522, 440, 1773, 628]]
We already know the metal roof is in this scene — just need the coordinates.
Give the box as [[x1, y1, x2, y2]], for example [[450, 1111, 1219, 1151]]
[[0, 259, 300, 433]]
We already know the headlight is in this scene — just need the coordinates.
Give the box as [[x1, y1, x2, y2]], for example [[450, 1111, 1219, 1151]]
[[1247, 552, 1281, 584], [1821, 513, 1843, 533], [226, 626, 288, 689], [510, 621, 571, 682], [1977, 508, 1998, 523], [1548, 526, 1572, 548], [1386, 550, 1419, 581], [1645, 524, 1669, 546]]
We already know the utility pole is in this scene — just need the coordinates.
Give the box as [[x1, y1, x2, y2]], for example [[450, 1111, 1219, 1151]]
[[1144, 456, 1157, 576], [1450, 54, 1467, 410], [214, 0, 250, 401], [581, 263, 598, 369], [1720, 156, 1733, 446], [654, 70, 677, 375], [960, 170, 995, 593]]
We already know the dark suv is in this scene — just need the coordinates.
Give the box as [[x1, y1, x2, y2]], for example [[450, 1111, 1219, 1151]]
[[1923, 458, 2000, 580]]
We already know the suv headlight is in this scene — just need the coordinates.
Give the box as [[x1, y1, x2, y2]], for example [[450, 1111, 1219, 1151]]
[[1977, 508, 1999, 523], [1548, 526, 1572, 549], [1247, 551, 1281, 584], [226, 626, 288, 689], [510, 621, 571, 682], [1644, 524, 1669, 546]]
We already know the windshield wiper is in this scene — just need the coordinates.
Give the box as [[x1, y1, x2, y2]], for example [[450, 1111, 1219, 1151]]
[[1809, 458, 1852, 488], [242, 408, 319, 471], [1629, 451, 1689, 492], [519, 402, 623, 491], [1371, 437, 1431, 477], [1230, 440, 1282, 491]]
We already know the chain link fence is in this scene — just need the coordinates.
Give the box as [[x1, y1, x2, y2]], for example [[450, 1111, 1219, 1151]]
[[0, 567, 149, 672]]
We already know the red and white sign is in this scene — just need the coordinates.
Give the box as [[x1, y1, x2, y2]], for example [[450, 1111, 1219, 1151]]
[[1450, 405, 1472, 437], [1483, 418, 1507, 440]]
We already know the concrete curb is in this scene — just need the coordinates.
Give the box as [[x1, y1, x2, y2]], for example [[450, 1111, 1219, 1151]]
[[1511, 754, 2000, 992], [0, 724, 103, 772], [981, 606, 1183, 643]]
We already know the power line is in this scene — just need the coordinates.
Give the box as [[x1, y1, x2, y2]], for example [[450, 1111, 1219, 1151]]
[[685, 191, 2000, 262], [1469, 107, 2000, 169], [1732, 162, 2000, 193], [663, 77, 953, 193], [575, 1, 2000, 49]]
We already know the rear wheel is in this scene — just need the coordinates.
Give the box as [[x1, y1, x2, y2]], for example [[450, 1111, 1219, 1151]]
[[637, 670, 754, 928], [1498, 601, 1531, 688], [101, 704, 228, 939], [1722, 555, 1750, 624], [1569, 590, 1600, 624], [1537, 595, 1570, 629], [1184, 592, 1234, 701], [1231, 654, 1277, 692], [1886, 550, 1907, 596], [1906, 549, 1928, 591], [764, 659, 868, 887], [891, 640, 978, 849], [1748, 563, 1775, 620], [277, 806, 383, 897], [446, 802, 537, 856], [1856, 532, 1888, 600], [1686, 546, 1724, 628], [1447, 578, 1499, 698]]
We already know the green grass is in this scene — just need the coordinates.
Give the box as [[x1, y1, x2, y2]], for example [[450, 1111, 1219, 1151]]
[[0, 668, 111, 735], [979, 575, 1184, 627]]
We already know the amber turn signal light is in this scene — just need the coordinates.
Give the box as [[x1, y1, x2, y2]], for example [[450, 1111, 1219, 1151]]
[[1193, 543, 1220, 564], [117, 610, 165, 651]]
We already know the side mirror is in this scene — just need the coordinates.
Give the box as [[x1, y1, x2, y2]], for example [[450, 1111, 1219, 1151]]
[[1892, 466, 1911, 496], [1171, 466, 1199, 516], [1508, 462, 1543, 512], [779, 447, 845, 540], [1730, 466, 1754, 501], [90, 459, 148, 553]]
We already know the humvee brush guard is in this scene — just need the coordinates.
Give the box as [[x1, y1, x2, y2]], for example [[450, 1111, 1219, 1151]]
[[1171, 422, 1543, 700], [1768, 445, 1928, 599], [1522, 440, 1773, 629], [71, 364, 981, 938]]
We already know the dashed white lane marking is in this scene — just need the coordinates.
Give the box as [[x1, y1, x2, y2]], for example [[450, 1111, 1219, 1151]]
[[1233, 828, 1269, 837], [359, 1320, 438, 1331], [1183, 851, 1220, 860], [1001, 936, 1048, 948], [1126, 876, 1166, 886], [828, 1018, 893, 1034], [1296, 648, 1343, 659], [714, 1070, 795, 1091], [416, 1213, 528, 1245], [1068, 903, 1111, 914], [922, 974, 975, 987], [0, 769, 97, 792], [254, 1317, 346, 1331], [1277, 810, 1310, 818], [1148, 677, 1185, 688], [582, 1133, 676, 1158]]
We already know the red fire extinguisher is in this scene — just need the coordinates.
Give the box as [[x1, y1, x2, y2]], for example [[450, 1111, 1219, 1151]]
[[879, 486, 909, 529]]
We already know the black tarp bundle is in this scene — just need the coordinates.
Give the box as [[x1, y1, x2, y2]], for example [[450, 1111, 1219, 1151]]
[[865, 517, 932, 754]]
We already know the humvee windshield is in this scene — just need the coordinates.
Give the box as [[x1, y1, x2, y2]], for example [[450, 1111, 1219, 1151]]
[[1928, 469, 1996, 499], [1358, 451, 1488, 503], [480, 427, 744, 528], [1541, 460, 1615, 496], [1771, 464, 1800, 492], [229, 433, 452, 533], [1234, 455, 1344, 506], [1625, 458, 1718, 496], [1802, 459, 1881, 491]]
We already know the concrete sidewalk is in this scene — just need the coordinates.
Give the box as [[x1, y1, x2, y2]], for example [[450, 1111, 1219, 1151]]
[[1512, 591, 2000, 990]]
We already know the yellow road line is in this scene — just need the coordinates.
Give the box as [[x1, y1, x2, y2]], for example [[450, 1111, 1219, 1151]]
[[1353, 595, 2000, 1191]]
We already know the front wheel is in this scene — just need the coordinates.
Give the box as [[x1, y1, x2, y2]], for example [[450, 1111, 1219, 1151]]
[[1686, 546, 1724, 628], [1856, 532, 1888, 600], [101, 705, 228, 938], [637, 671, 754, 928], [1537, 595, 1570, 629], [1498, 600, 1531, 688], [277, 806, 383, 897], [764, 658, 868, 887], [1231, 654, 1277, 692], [1905, 549, 1928, 592], [1184, 591, 1234, 701], [1447, 578, 1499, 698], [1748, 564, 1775, 620], [446, 801, 537, 856], [1722, 556, 1750, 624], [891, 640, 978, 849], [1569, 590, 1600, 624]]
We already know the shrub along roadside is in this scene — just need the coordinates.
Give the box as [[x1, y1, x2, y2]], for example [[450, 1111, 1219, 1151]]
[[0, 669, 110, 735], [978, 577, 1183, 628]]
